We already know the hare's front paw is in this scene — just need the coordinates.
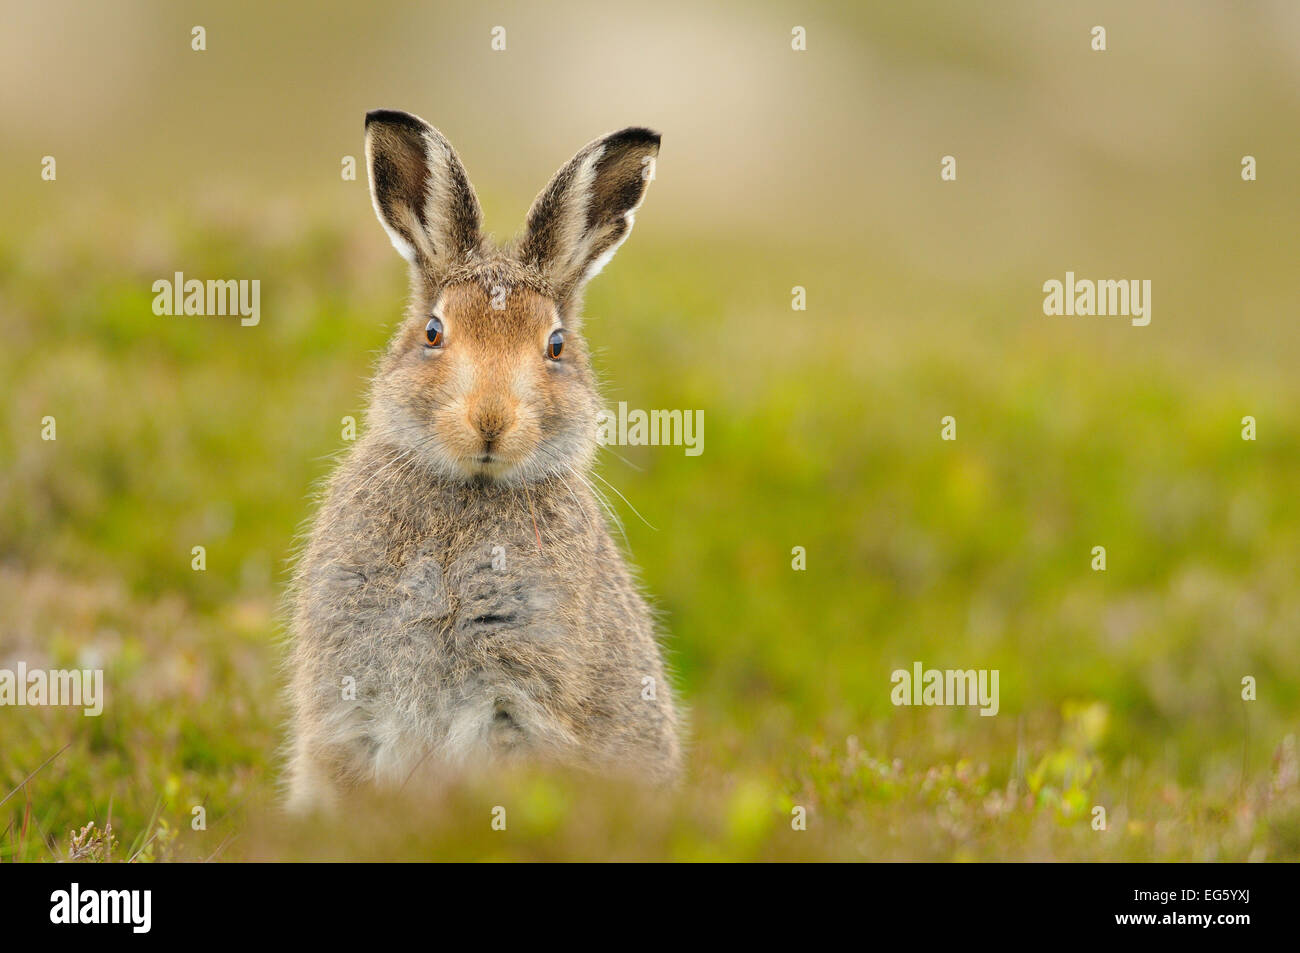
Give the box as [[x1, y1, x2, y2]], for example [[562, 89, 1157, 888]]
[[327, 564, 367, 590], [447, 545, 560, 640], [395, 544, 451, 624]]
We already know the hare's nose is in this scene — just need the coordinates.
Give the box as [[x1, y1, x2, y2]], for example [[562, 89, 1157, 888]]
[[471, 403, 514, 445]]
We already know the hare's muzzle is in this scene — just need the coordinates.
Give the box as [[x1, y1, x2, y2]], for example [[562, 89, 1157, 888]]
[[471, 401, 515, 452]]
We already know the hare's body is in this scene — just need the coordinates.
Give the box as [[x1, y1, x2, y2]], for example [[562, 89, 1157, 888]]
[[287, 436, 678, 808], [286, 111, 679, 812]]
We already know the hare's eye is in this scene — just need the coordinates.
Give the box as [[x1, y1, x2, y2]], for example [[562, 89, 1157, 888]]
[[425, 317, 444, 348], [547, 330, 564, 360]]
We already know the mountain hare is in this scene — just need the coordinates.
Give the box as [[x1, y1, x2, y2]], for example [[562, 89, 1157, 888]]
[[285, 110, 681, 813]]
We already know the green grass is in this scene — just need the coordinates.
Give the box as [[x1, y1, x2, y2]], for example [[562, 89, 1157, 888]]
[[1, 202, 1298, 861]]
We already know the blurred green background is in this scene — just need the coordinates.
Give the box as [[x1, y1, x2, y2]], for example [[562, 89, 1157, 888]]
[[2, 0, 1298, 860]]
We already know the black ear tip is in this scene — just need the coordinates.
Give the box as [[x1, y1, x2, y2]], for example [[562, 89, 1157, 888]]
[[612, 127, 661, 150], [365, 109, 428, 133]]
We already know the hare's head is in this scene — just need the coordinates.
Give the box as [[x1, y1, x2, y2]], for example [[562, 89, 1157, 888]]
[[361, 109, 658, 485]]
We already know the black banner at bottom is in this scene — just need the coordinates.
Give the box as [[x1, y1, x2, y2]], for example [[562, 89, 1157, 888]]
[[0, 861, 1278, 940]]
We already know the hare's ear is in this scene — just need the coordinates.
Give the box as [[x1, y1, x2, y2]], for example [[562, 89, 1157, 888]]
[[364, 109, 482, 274], [518, 127, 660, 302]]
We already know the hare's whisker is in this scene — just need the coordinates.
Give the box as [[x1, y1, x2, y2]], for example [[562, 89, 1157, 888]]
[[588, 468, 656, 532]]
